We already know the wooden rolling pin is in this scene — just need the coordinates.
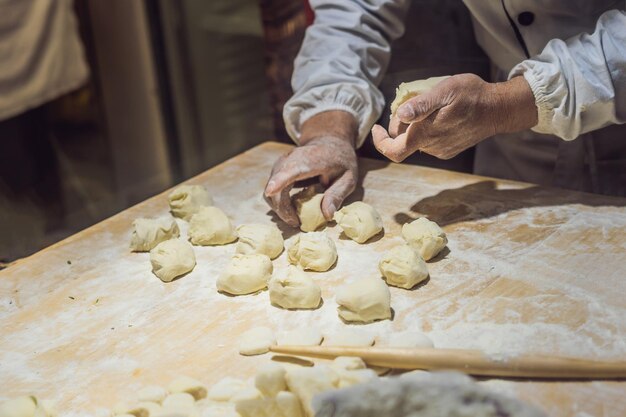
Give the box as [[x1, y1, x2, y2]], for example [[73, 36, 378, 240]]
[[269, 345, 626, 379]]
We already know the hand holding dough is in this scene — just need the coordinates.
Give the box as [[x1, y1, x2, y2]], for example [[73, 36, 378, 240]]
[[188, 206, 237, 246], [130, 217, 180, 252], [287, 232, 337, 272], [390, 76, 451, 116], [168, 184, 213, 220], [379, 244, 429, 289], [401, 217, 447, 261], [269, 266, 322, 310], [335, 278, 391, 323], [236, 223, 284, 259], [150, 239, 196, 282], [217, 254, 273, 295], [294, 187, 327, 232], [333, 202, 383, 243]]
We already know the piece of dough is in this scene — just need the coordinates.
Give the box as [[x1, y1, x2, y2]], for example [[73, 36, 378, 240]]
[[275, 391, 304, 417], [334, 368, 378, 389], [168, 376, 207, 400], [390, 75, 450, 116], [238, 327, 275, 356], [294, 187, 327, 232], [285, 366, 339, 417], [235, 391, 303, 417], [235, 224, 284, 259], [254, 362, 287, 397], [379, 244, 429, 289], [168, 185, 213, 221], [331, 356, 367, 371], [217, 254, 272, 295], [277, 328, 323, 346], [113, 403, 149, 417], [188, 207, 237, 246], [335, 278, 391, 323], [150, 239, 196, 282], [161, 392, 195, 410], [137, 386, 168, 404], [137, 402, 161, 416], [207, 378, 247, 402], [269, 266, 321, 310], [323, 329, 375, 347], [287, 232, 337, 272], [0, 396, 37, 417], [402, 217, 448, 261], [130, 217, 180, 252], [333, 202, 383, 243], [386, 331, 434, 348]]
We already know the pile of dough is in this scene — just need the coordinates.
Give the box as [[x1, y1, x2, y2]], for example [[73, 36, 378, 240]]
[[238, 327, 275, 356], [236, 223, 284, 259], [287, 232, 337, 272], [335, 278, 391, 323], [168, 184, 213, 220], [277, 327, 323, 346], [269, 266, 322, 310], [379, 244, 429, 289], [188, 206, 237, 246], [323, 329, 375, 347], [401, 217, 448, 261], [130, 217, 180, 252], [386, 331, 434, 348], [389, 75, 450, 116], [150, 239, 196, 282], [333, 202, 383, 243], [0, 396, 55, 417], [294, 187, 327, 232], [217, 254, 272, 295]]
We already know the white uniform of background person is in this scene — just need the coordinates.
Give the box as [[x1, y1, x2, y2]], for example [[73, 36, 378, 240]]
[[284, 0, 626, 196]]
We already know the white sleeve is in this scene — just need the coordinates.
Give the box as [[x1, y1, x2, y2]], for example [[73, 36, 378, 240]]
[[283, 0, 410, 147], [509, 9, 626, 141]]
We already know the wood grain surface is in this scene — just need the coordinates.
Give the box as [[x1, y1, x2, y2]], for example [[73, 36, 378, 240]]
[[1, 142, 625, 416]]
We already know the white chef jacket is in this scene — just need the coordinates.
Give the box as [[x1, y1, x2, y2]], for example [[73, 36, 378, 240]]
[[0, 0, 88, 121], [283, 0, 626, 149]]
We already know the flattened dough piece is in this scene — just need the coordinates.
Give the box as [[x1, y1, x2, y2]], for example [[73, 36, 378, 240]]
[[269, 266, 321, 310], [236, 224, 284, 259], [335, 278, 391, 323], [168, 185, 213, 221], [188, 206, 237, 246], [130, 217, 180, 252], [379, 244, 429, 289], [287, 232, 337, 272], [323, 329, 375, 347], [333, 202, 383, 243], [294, 187, 327, 232], [238, 327, 275, 356], [217, 254, 272, 295], [390, 75, 450, 115], [150, 239, 196, 282], [277, 327, 323, 346], [401, 217, 448, 261]]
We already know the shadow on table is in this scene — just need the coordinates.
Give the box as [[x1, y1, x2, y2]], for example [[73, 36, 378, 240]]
[[394, 180, 626, 227]]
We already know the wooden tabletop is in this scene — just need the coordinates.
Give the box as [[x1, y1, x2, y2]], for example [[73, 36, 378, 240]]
[[1, 141, 625, 416]]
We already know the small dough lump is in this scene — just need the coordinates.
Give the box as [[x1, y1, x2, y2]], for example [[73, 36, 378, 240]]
[[150, 239, 196, 282], [188, 206, 237, 246], [217, 254, 272, 295], [287, 232, 337, 272], [168, 376, 208, 400], [254, 362, 287, 397], [130, 216, 180, 252], [168, 184, 213, 221], [390, 75, 450, 115], [269, 266, 322, 310], [294, 187, 327, 232], [238, 327, 275, 356], [335, 278, 391, 323], [401, 217, 448, 261], [333, 202, 383, 243], [236, 223, 284, 259], [379, 244, 429, 289]]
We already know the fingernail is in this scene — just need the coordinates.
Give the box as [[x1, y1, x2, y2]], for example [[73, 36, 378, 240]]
[[266, 180, 276, 192], [398, 106, 415, 121], [328, 203, 336, 214]]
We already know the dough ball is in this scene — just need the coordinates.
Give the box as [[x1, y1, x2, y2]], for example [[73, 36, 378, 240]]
[[208, 378, 247, 402], [275, 391, 304, 417], [130, 217, 180, 252], [235, 391, 303, 417], [323, 329, 375, 347], [390, 75, 450, 115], [287, 232, 337, 272], [285, 366, 339, 417], [294, 187, 327, 232], [230, 388, 262, 403], [0, 396, 37, 417], [168, 184, 213, 221], [401, 217, 448, 261], [386, 331, 434, 348], [168, 376, 208, 400], [379, 244, 429, 289], [236, 224, 284, 259], [112, 402, 150, 417], [217, 254, 272, 295], [277, 327, 323, 346], [150, 239, 196, 282], [269, 266, 321, 310], [137, 386, 168, 404], [188, 206, 237, 246], [254, 362, 287, 397], [334, 368, 378, 389], [137, 402, 161, 416], [335, 278, 391, 323], [333, 202, 383, 243], [238, 327, 275, 356], [161, 392, 195, 410]]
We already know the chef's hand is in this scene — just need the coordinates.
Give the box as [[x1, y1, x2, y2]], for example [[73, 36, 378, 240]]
[[372, 74, 538, 162], [264, 110, 359, 227]]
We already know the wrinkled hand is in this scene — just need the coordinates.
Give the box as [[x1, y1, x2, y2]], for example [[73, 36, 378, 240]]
[[264, 112, 358, 227], [372, 74, 537, 162]]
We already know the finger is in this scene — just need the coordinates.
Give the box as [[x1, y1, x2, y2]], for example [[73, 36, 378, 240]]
[[266, 187, 300, 227], [397, 90, 446, 124], [321, 170, 356, 220], [372, 124, 411, 163], [265, 156, 326, 197], [388, 114, 408, 138]]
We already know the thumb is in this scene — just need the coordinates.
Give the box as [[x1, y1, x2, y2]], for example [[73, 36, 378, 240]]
[[396, 91, 445, 124], [321, 171, 356, 220]]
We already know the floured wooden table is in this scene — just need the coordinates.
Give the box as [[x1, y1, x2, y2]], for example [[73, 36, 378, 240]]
[[1, 142, 625, 416]]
